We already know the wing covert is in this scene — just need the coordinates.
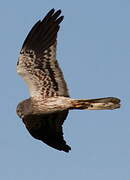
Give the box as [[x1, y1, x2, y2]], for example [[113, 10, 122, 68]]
[[17, 9, 69, 98]]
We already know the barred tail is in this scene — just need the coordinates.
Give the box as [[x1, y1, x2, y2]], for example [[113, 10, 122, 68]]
[[71, 97, 121, 110]]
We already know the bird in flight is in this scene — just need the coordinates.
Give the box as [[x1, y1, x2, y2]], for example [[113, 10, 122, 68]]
[[16, 9, 121, 153]]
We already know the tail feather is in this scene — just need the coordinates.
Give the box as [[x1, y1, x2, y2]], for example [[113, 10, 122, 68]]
[[71, 97, 121, 110]]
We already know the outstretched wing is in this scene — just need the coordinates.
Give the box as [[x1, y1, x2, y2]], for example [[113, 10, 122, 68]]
[[17, 9, 69, 98], [23, 110, 71, 152]]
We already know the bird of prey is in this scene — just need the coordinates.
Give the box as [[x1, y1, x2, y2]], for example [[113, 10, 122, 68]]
[[16, 9, 121, 153]]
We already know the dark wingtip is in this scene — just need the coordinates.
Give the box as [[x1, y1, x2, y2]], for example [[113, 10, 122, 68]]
[[42, 8, 62, 22], [56, 16, 64, 24], [21, 8, 64, 54], [53, 9, 62, 18], [47, 8, 55, 16], [62, 145, 71, 153]]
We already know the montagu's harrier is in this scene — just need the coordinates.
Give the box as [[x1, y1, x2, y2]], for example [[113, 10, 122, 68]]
[[16, 9, 121, 152]]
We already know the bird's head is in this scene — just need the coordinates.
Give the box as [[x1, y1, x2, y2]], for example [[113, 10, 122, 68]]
[[16, 98, 32, 118]]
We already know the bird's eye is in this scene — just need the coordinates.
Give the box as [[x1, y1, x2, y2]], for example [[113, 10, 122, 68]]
[[17, 60, 19, 66]]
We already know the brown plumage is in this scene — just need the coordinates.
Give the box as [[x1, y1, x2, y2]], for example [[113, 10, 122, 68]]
[[16, 9, 121, 153]]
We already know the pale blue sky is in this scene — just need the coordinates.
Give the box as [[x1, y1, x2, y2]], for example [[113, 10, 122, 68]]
[[0, 0, 130, 180]]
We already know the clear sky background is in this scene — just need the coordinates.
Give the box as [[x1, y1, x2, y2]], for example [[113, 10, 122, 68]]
[[0, 0, 129, 180]]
